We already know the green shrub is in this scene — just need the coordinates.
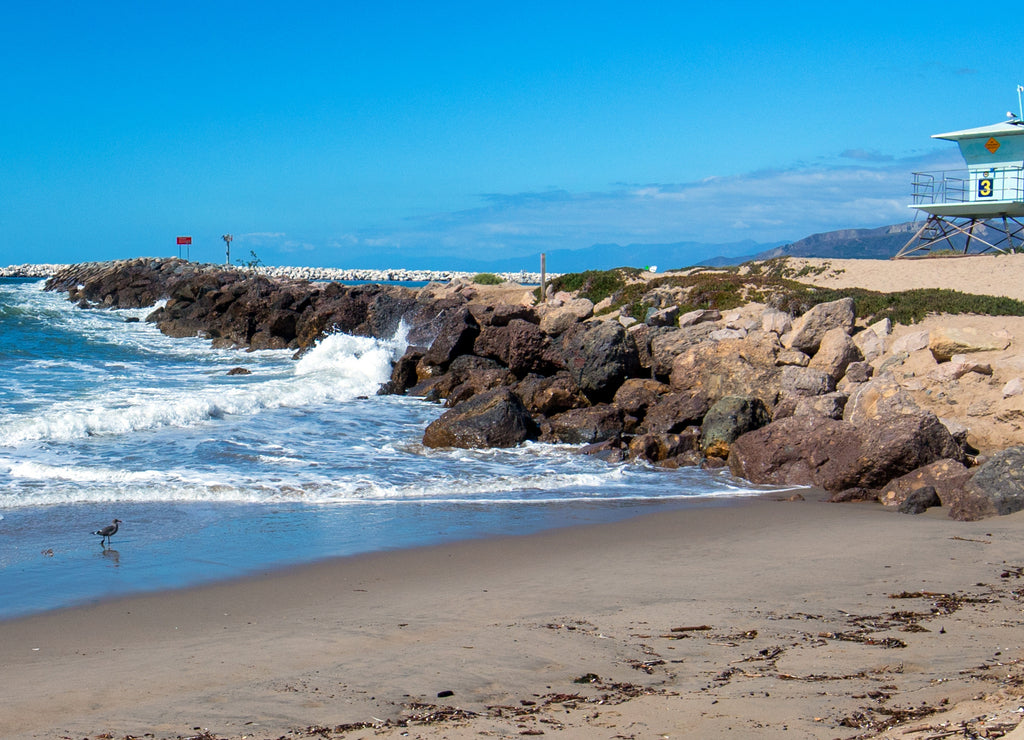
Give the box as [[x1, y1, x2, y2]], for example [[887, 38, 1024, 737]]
[[472, 273, 504, 285]]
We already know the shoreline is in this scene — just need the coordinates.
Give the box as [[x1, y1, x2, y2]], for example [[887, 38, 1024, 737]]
[[4, 494, 1024, 739]]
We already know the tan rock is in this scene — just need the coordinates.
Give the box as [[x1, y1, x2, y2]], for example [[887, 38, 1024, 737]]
[[809, 327, 862, 381], [538, 298, 594, 334], [929, 326, 1010, 363], [1002, 377, 1024, 398], [844, 374, 920, 423], [889, 330, 929, 355], [852, 327, 885, 362], [761, 309, 792, 335], [776, 349, 810, 367]]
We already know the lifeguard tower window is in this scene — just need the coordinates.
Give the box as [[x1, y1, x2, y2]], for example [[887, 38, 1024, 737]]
[[897, 119, 1024, 258]]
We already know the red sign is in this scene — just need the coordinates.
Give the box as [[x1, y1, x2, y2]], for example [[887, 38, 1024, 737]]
[[177, 236, 192, 245]]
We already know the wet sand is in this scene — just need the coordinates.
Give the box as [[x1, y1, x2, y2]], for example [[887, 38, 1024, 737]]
[[3, 493, 1024, 739]]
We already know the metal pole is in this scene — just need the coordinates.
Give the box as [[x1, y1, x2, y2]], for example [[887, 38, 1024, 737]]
[[222, 234, 233, 266], [540, 252, 546, 303]]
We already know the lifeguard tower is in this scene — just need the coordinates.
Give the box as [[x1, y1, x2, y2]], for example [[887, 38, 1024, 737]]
[[895, 116, 1024, 257]]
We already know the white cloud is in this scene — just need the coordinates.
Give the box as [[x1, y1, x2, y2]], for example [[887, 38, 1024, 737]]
[[255, 149, 966, 267]]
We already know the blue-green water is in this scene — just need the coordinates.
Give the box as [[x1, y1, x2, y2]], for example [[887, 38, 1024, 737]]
[[0, 278, 777, 620]]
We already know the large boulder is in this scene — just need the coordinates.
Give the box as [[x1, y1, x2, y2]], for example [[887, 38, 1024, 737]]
[[613, 379, 671, 420], [474, 319, 554, 376], [649, 324, 718, 378], [538, 298, 594, 335], [421, 306, 480, 369], [843, 374, 920, 424], [558, 321, 639, 403], [878, 458, 972, 509], [515, 372, 585, 416], [422, 388, 539, 449], [855, 412, 965, 485], [779, 366, 835, 398], [948, 447, 1024, 520], [929, 326, 1010, 363], [670, 334, 782, 406], [728, 416, 863, 490], [808, 327, 862, 381], [728, 410, 963, 492], [784, 297, 855, 355], [700, 396, 771, 459], [640, 390, 712, 434], [541, 405, 625, 445]]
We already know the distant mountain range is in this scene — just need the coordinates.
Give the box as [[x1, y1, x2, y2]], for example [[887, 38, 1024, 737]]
[[737, 222, 922, 263], [342, 220, 955, 274]]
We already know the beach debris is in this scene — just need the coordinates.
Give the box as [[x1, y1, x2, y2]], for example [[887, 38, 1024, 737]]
[[573, 673, 600, 684], [627, 659, 666, 673], [436, 689, 454, 698], [670, 624, 712, 632]]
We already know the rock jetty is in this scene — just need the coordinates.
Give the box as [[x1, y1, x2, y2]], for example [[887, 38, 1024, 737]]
[[5, 261, 548, 284], [43, 257, 1024, 521]]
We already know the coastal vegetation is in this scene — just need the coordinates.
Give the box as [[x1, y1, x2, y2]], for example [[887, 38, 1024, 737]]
[[471, 272, 505, 285], [545, 265, 1024, 326]]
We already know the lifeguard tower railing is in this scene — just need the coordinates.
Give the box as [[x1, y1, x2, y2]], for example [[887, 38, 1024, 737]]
[[911, 168, 1024, 206]]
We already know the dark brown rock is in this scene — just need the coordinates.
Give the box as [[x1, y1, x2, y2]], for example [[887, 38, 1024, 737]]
[[728, 410, 964, 492], [828, 487, 881, 503], [381, 348, 425, 395], [469, 303, 538, 327], [541, 405, 625, 444], [422, 388, 539, 449], [613, 379, 671, 420], [515, 373, 585, 416], [474, 319, 555, 376], [627, 430, 700, 463], [558, 321, 639, 403], [898, 485, 941, 514], [949, 447, 1024, 520], [878, 458, 971, 509], [421, 307, 480, 369], [700, 396, 771, 459], [640, 390, 711, 434]]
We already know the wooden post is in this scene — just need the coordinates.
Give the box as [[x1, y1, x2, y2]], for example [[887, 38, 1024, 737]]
[[540, 252, 546, 303]]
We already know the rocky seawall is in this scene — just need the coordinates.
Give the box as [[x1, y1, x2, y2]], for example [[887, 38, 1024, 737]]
[[43, 258, 1024, 521]]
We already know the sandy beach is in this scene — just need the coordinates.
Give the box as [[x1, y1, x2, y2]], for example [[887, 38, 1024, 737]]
[[3, 493, 1024, 739], [781, 252, 1024, 302]]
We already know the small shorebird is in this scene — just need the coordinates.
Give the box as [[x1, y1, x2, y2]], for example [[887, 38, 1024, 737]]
[[93, 518, 122, 547]]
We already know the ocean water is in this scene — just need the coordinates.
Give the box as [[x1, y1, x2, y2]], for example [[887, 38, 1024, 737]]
[[0, 278, 778, 620]]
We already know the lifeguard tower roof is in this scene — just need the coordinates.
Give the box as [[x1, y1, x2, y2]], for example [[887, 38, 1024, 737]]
[[933, 120, 1024, 141]]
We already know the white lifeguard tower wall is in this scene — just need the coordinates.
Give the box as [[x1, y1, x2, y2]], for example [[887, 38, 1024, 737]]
[[897, 118, 1024, 256]]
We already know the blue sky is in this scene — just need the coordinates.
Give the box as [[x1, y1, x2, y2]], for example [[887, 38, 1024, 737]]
[[1, 2, 1021, 270]]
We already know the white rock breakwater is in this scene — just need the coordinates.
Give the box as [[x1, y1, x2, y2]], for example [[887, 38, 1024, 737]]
[[0, 264, 72, 278], [2, 262, 549, 284]]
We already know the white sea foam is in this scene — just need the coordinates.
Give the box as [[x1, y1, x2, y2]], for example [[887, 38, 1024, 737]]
[[0, 326, 408, 447]]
